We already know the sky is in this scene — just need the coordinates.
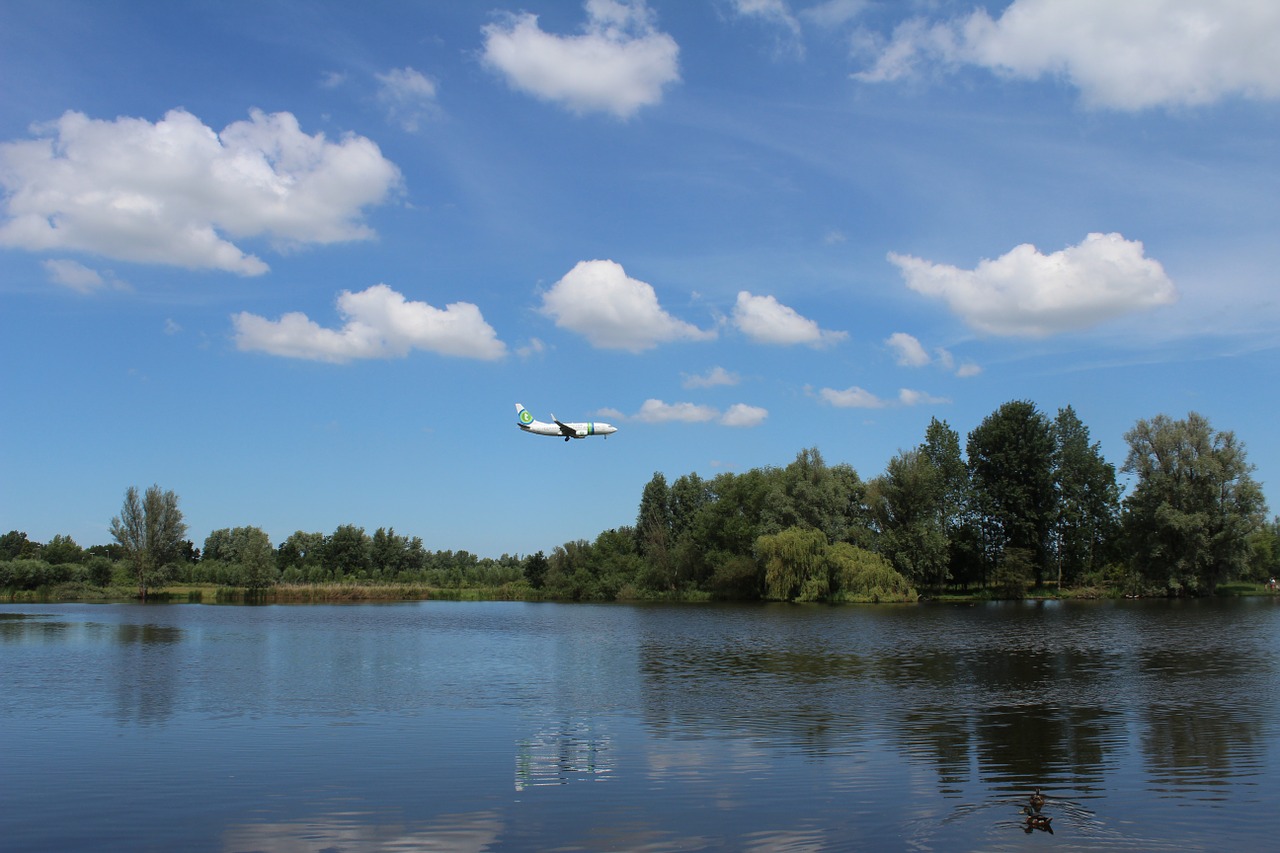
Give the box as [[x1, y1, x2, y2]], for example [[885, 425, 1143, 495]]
[[2, 0, 1278, 559]]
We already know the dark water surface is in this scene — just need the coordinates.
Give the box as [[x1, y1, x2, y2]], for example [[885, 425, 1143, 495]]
[[3, 599, 1278, 851]]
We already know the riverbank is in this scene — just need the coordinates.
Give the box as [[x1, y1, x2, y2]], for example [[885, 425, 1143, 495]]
[[6, 579, 1278, 604]]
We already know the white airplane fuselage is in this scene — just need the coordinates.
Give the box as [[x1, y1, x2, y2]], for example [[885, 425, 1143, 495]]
[[516, 403, 617, 441]]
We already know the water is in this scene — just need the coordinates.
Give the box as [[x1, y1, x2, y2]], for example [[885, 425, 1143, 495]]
[[2, 599, 1278, 851]]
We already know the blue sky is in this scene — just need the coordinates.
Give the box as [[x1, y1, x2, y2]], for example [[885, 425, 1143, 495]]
[[2, 0, 1277, 558]]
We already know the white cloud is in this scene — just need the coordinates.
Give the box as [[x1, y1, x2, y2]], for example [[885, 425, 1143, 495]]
[[634, 399, 720, 423], [0, 109, 402, 275], [683, 366, 740, 388], [887, 332, 982, 377], [889, 232, 1177, 337], [376, 67, 439, 131], [721, 402, 769, 427], [819, 386, 887, 408], [818, 384, 949, 409], [481, 0, 680, 118], [232, 284, 506, 362], [886, 332, 930, 366], [630, 398, 767, 427], [539, 259, 715, 351], [855, 0, 1280, 110], [42, 259, 107, 293], [732, 291, 847, 347], [898, 388, 949, 406]]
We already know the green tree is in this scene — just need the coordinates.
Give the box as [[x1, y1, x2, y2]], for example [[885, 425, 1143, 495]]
[[110, 484, 187, 600], [0, 530, 40, 560], [524, 550, 550, 589], [757, 526, 829, 602], [277, 531, 326, 578], [967, 401, 1056, 587], [868, 448, 950, 589], [761, 448, 866, 545], [325, 525, 371, 577], [238, 527, 278, 592], [42, 534, 84, 565], [826, 542, 917, 603], [635, 472, 674, 589], [1122, 412, 1267, 594], [1051, 406, 1120, 587]]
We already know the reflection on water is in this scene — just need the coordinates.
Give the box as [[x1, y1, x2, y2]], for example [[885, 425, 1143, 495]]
[[515, 719, 614, 790], [1, 599, 1278, 851]]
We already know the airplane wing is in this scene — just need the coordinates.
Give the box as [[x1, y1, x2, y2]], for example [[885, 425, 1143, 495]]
[[552, 417, 576, 437]]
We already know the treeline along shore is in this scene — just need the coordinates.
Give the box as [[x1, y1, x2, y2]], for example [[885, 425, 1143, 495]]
[[5, 401, 1278, 604]]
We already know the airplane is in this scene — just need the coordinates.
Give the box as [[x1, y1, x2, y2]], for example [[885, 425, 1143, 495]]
[[516, 403, 617, 441]]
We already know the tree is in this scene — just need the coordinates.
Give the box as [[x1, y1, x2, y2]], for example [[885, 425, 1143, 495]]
[[204, 526, 276, 589], [758, 526, 829, 602], [867, 449, 950, 589], [1051, 406, 1120, 586], [237, 527, 278, 592], [110, 484, 187, 600], [524, 550, 550, 589], [761, 448, 866, 546], [325, 525, 371, 577], [42, 534, 85, 565], [635, 472, 673, 588], [967, 401, 1057, 586], [1122, 412, 1267, 594], [0, 530, 40, 560]]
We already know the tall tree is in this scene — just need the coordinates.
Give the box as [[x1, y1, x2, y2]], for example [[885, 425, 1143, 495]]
[[635, 472, 674, 588], [110, 484, 187, 600], [867, 448, 950, 589], [760, 448, 867, 545], [967, 401, 1057, 586], [1122, 412, 1267, 594], [1052, 406, 1120, 586]]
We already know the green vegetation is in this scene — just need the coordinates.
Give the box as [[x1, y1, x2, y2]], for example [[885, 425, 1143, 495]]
[[3, 404, 1276, 604]]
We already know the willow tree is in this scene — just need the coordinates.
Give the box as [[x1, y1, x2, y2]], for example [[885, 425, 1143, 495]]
[[110, 484, 187, 600], [758, 526, 829, 602]]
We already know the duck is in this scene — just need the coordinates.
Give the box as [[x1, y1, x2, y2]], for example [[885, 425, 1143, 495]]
[[1022, 805, 1053, 833], [1028, 788, 1046, 812]]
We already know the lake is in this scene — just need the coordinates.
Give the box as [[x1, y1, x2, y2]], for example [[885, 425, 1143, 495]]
[[2, 598, 1278, 851]]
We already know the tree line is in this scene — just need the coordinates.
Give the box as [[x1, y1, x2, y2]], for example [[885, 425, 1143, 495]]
[[3, 402, 1276, 602]]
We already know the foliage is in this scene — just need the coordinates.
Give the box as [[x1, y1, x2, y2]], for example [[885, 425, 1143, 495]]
[[758, 527, 829, 602], [967, 401, 1057, 586], [109, 484, 187, 600], [826, 542, 917, 603], [5, 401, 1271, 604], [1122, 412, 1268, 594]]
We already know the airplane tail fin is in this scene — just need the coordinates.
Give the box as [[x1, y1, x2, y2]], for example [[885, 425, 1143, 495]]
[[516, 403, 534, 427]]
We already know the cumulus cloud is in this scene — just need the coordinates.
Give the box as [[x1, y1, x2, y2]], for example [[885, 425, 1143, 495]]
[[886, 332, 981, 377], [42, 259, 126, 293], [818, 386, 886, 408], [481, 0, 680, 118], [732, 291, 847, 347], [720, 402, 769, 427], [539, 259, 715, 351], [886, 332, 931, 367], [854, 0, 1280, 110], [232, 284, 506, 362], [631, 398, 767, 427], [683, 366, 740, 389], [889, 233, 1177, 337], [0, 109, 401, 275], [818, 385, 947, 408], [376, 67, 439, 131]]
